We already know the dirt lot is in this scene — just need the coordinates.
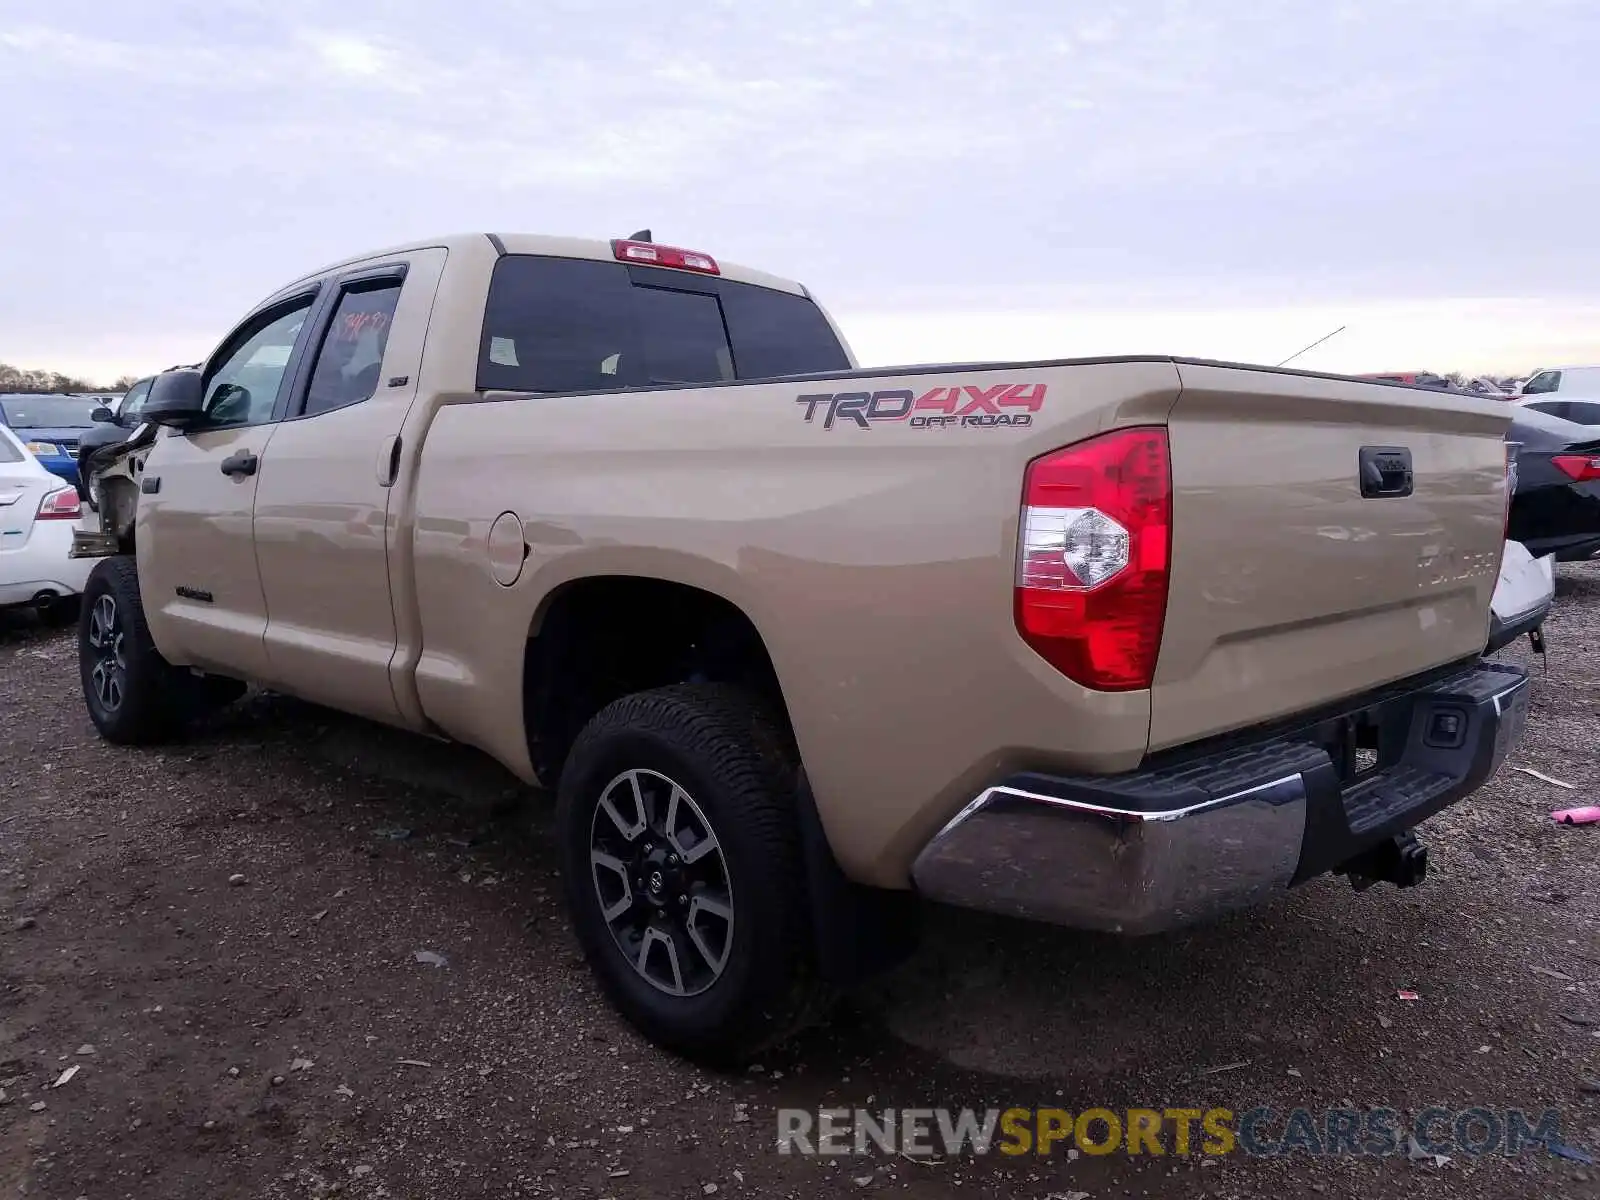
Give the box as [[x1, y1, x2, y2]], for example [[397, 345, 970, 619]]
[[2, 574, 1599, 1199]]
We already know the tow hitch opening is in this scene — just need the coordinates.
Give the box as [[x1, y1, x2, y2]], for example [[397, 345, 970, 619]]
[[1339, 831, 1428, 892]]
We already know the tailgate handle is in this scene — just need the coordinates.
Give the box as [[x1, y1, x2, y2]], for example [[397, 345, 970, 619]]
[[1359, 446, 1413, 498]]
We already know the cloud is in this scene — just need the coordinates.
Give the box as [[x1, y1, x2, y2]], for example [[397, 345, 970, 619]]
[[0, 24, 140, 70], [2, 0, 1600, 376], [300, 30, 390, 77]]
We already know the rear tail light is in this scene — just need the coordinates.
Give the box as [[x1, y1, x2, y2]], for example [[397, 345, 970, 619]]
[[1015, 427, 1172, 691], [1552, 453, 1600, 482], [611, 239, 720, 275], [38, 487, 81, 521]]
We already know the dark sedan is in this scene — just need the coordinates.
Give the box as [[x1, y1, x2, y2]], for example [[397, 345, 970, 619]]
[[1506, 405, 1600, 561]]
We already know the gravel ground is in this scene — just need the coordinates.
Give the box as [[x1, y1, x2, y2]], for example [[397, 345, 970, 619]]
[[2, 573, 1599, 1199]]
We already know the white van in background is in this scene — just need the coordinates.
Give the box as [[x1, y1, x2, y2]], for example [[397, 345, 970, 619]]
[[1517, 364, 1600, 401]]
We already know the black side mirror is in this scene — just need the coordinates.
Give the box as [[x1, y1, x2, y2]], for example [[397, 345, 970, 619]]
[[90, 406, 114, 423], [142, 369, 207, 430]]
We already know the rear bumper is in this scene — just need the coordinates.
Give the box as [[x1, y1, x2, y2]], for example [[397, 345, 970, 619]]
[[0, 520, 95, 606], [911, 660, 1530, 934], [1486, 540, 1553, 654], [1487, 600, 1551, 654]]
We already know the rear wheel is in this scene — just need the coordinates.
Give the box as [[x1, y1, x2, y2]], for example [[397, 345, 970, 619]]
[[78, 557, 243, 744], [556, 684, 829, 1064]]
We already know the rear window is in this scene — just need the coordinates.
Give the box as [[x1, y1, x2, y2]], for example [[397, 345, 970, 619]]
[[477, 255, 848, 393], [0, 432, 23, 464]]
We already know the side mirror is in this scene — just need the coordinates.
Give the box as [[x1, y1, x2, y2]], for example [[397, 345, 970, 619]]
[[90, 406, 114, 423], [142, 369, 207, 430]]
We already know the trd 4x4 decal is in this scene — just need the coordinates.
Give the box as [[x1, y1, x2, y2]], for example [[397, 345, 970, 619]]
[[796, 383, 1046, 430]]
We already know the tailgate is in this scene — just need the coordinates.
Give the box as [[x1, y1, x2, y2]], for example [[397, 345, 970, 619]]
[[1151, 363, 1511, 751]]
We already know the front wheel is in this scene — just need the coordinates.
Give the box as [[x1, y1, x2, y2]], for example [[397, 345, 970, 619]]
[[556, 684, 829, 1064], [78, 557, 242, 744]]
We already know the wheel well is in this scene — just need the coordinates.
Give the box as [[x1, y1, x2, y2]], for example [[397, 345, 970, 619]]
[[522, 577, 792, 785]]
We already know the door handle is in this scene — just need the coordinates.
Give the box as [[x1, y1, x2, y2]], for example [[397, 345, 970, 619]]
[[376, 435, 402, 487], [220, 450, 258, 479]]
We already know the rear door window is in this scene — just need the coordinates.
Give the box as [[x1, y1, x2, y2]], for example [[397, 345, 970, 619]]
[[1563, 401, 1600, 425], [301, 281, 403, 417], [477, 255, 847, 392]]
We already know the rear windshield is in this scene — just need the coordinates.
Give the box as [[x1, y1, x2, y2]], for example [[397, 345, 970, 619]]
[[477, 255, 849, 393], [0, 396, 103, 428], [0, 432, 23, 464]]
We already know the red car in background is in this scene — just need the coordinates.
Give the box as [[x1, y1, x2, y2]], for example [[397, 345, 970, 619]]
[[1359, 371, 1454, 389], [1359, 372, 1513, 399]]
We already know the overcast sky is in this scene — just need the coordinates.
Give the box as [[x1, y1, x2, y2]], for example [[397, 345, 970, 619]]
[[3, 0, 1597, 380]]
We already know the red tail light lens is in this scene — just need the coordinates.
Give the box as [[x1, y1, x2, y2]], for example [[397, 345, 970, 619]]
[[611, 239, 720, 275], [1552, 453, 1600, 482], [38, 487, 81, 521], [1015, 427, 1172, 691]]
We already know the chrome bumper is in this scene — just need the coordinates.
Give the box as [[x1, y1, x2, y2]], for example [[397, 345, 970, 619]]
[[911, 661, 1531, 935]]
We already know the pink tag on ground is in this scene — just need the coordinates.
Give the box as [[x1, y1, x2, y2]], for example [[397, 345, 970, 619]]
[[1551, 806, 1600, 825]]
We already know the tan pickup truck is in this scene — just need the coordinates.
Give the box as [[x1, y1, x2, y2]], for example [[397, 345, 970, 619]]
[[74, 232, 1529, 1063]]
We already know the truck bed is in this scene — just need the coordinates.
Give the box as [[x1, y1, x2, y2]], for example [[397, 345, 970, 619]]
[[409, 353, 1511, 884]]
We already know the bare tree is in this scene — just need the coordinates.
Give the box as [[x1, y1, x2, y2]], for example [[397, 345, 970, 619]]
[[0, 361, 122, 393]]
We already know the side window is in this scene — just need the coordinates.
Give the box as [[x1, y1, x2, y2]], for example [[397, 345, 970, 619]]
[[302, 281, 403, 417], [1522, 371, 1560, 395], [120, 379, 151, 419], [1565, 401, 1600, 425], [1525, 401, 1567, 420], [203, 299, 316, 426]]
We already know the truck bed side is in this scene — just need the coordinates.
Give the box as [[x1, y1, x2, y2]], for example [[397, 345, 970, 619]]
[[403, 360, 1183, 885]]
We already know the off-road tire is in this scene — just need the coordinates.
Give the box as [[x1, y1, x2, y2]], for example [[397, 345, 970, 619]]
[[556, 683, 830, 1065], [78, 556, 242, 744]]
